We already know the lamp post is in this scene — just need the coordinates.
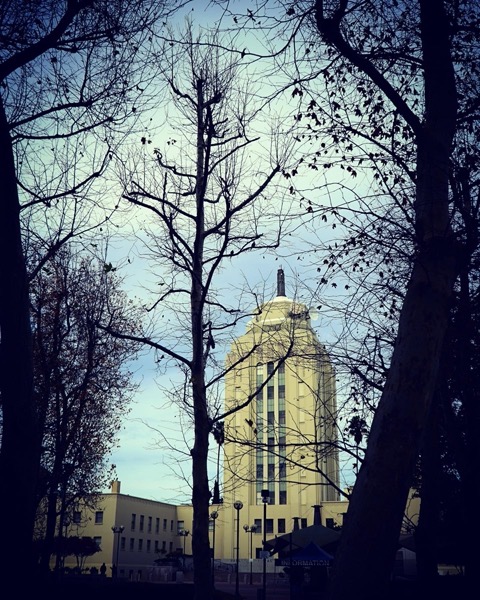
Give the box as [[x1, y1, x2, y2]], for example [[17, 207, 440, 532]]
[[210, 511, 219, 590], [261, 489, 270, 600], [111, 525, 124, 578], [233, 501, 243, 599], [179, 529, 190, 569], [243, 524, 257, 585]]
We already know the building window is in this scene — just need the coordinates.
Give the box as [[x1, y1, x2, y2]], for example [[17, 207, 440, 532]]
[[140, 515, 144, 532], [278, 519, 286, 534], [256, 399, 264, 418], [163, 518, 167, 531], [120, 537, 126, 550], [278, 364, 285, 400], [170, 520, 174, 531], [162, 541, 166, 552], [268, 463, 275, 480], [148, 516, 152, 533], [129, 538, 134, 551], [138, 539, 143, 551], [73, 511, 81, 524], [169, 541, 173, 553], [326, 518, 335, 529], [266, 519, 273, 534], [154, 540, 159, 553], [254, 519, 262, 534], [177, 520, 185, 534], [131, 514, 136, 531], [279, 489, 287, 505], [93, 536, 102, 549], [95, 511, 103, 525], [156, 518, 160, 534]]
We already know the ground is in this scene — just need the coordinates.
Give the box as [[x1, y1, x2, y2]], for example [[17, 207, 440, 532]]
[[19, 573, 472, 600]]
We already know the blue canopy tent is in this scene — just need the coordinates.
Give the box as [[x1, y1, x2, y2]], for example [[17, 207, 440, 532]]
[[275, 542, 334, 567], [265, 524, 341, 557]]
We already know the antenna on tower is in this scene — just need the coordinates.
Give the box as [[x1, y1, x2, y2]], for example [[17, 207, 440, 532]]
[[277, 267, 285, 297]]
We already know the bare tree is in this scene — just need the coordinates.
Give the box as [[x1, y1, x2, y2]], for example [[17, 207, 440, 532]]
[[30, 246, 140, 572], [106, 25, 293, 600], [0, 0, 178, 580]]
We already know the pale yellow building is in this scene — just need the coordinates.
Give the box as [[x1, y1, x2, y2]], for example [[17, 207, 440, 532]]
[[59, 480, 191, 581], [219, 269, 341, 567]]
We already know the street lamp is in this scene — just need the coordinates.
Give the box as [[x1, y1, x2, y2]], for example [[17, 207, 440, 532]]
[[243, 524, 257, 585], [233, 501, 243, 599], [179, 529, 190, 569], [111, 525, 124, 578], [210, 511, 219, 590], [261, 489, 270, 600]]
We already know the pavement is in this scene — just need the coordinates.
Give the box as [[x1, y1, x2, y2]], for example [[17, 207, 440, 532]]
[[214, 578, 292, 600]]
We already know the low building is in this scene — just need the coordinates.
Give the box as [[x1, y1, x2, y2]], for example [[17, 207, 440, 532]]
[[60, 480, 187, 581]]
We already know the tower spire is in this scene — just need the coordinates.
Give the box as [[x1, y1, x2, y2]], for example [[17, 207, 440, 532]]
[[277, 267, 285, 297]]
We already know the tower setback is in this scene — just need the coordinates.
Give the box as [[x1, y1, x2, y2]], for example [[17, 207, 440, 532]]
[[222, 270, 340, 560]]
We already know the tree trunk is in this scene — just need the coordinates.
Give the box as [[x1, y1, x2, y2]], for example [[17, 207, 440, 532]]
[[415, 394, 441, 581], [326, 1, 458, 598], [0, 97, 40, 580], [456, 267, 480, 577], [191, 381, 213, 600], [39, 491, 60, 574], [328, 242, 457, 599], [190, 76, 214, 600]]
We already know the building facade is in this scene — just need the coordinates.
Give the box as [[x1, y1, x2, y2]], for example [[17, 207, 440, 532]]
[[219, 269, 341, 563], [60, 480, 192, 581]]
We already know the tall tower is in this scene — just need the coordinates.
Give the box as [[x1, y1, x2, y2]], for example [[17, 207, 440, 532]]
[[221, 269, 339, 559]]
